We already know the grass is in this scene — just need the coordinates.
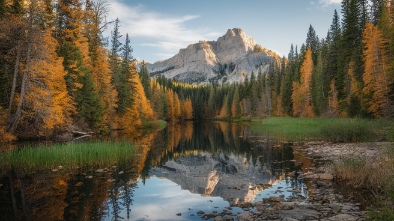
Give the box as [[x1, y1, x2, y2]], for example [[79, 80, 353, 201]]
[[250, 117, 394, 142], [0, 141, 137, 175], [333, 147, 394, 220]]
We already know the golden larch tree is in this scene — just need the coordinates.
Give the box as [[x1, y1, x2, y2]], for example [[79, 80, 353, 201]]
[[362, 22, 392, 117], [130, 63, 154, 120], [292, 48, 314, 117]]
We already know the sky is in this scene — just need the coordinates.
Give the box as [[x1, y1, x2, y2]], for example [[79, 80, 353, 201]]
[[105, 0, 342, 63]]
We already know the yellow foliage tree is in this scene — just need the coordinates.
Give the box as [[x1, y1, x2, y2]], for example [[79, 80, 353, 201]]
[[0, 107, 15, 142], [182, 97, 193, 120], [362, 22, 392, 117], [292, 48, 314, 117], [21, 30, 74, 136], [130, 63, 155, 120]]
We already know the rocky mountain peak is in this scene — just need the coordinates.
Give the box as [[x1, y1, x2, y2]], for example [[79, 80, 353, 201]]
[[146, 28, 280, 85]]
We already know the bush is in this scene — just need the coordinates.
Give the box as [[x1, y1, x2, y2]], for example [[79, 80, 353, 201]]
[[320, 119, 373, 142]]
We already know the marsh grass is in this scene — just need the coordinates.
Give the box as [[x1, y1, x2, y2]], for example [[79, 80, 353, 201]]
[[251, 117, 339, 141], [251, 117, 393, 142], [0, 141, 137, 174], [320, 119, 374, 142], [333, 148, 394, 219]]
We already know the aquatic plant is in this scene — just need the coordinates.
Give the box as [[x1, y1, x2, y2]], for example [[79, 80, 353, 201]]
[[0, 141, 137, 175]]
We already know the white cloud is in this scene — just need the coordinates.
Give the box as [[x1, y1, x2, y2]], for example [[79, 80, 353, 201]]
[[106, 1, 220, 60], [319, 0, 341, 7]]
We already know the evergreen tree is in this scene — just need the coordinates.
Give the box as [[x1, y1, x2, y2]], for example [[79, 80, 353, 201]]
[[311, 50, 325, 116], [326, 10, 341, 97], [306, 24, 320, 64], [370, 0, 385, 25], [75, 72, 104, 129], [56, 0, 104, 129], [116, 33, 135, 114], [281, 61, 293, 116], [139, 61, 151, 100]]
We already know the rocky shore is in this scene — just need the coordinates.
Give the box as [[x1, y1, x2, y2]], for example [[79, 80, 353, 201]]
[[196, 142, 394, 221]]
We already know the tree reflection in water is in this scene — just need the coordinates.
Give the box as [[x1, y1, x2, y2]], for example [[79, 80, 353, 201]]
[[0, 121, 305, 220]]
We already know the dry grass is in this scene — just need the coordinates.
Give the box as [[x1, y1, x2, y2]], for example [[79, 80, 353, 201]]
[[334, 156, 393, 191], [333, 147, 394, 219]]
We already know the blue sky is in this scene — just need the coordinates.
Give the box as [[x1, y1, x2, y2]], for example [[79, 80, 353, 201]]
[[106, 0, 341, 63]]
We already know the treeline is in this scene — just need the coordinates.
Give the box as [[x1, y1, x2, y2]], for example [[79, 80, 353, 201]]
[[267, 0, 394, 118], [0, 0, 192, 142], [155, 0, 394, 120]]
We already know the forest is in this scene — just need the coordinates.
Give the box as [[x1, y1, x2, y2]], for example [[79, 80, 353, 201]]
[[0, 0, 193, 142], [0, 0, 393, 142]]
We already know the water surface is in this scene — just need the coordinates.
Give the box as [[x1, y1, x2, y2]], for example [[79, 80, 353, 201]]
[[0, 121, 306, 220]]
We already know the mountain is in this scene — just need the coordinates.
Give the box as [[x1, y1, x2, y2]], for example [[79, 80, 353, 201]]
[[149, 151, 284, 205], [146, 28, 281, 85]]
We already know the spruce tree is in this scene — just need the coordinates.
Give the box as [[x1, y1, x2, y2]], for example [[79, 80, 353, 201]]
[[75, 72, 104, 129], [326, 10, 341, 98], [306, 24, 320, 64], [139, 61, 151, 100], [117, 33, 135, 114]]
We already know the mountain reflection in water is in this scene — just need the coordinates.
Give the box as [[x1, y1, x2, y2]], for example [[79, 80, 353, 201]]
[[0, 121, 304, 221]]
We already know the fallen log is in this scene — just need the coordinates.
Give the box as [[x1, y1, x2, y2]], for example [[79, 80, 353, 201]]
[[70, 130, 94, 136], [72, 134, 92, 141]]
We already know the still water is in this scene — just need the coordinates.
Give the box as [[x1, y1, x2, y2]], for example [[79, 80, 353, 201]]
[[0, 121, 307, 221]]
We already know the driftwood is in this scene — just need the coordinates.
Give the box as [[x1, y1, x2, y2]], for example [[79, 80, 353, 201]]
[[69, 131, 94, 141], [72, 134, 92, 141], [70, 130, 94, 136]]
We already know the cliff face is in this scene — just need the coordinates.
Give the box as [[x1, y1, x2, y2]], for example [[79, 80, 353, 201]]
[[146, 28, 280, 85]]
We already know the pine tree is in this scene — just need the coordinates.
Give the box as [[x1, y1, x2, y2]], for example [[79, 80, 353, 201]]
[[116, 33, 135, 114], [84, 0, 117, 127], [326, 10, 341, 98], [311, 50, 325, 116], [339, 0, 365, 112], [370, 0, 385, 25], [139, 61, 151, 100], [306, 24, 320, 64], [75, 72, 104, 129], [56, 0, 104, 129]]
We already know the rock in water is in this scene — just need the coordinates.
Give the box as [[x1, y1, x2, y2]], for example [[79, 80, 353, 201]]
[[146, 28, 280, 85]]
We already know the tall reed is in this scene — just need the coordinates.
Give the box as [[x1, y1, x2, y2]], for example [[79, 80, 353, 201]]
[[0, 141, 137, 174]]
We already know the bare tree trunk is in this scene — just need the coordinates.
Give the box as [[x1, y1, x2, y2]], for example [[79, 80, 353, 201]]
[[9, 41, 31, 133], [9, 2, 35, 133], [8, 40, 22, 119]]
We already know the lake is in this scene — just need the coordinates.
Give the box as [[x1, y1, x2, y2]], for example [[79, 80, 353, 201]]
[[0, 121, 308, 221]]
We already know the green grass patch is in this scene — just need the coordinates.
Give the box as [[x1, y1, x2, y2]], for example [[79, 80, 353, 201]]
[[250, 117, 394, 142], [251, 117, 332, 141], [0, 141, 137, 174]]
